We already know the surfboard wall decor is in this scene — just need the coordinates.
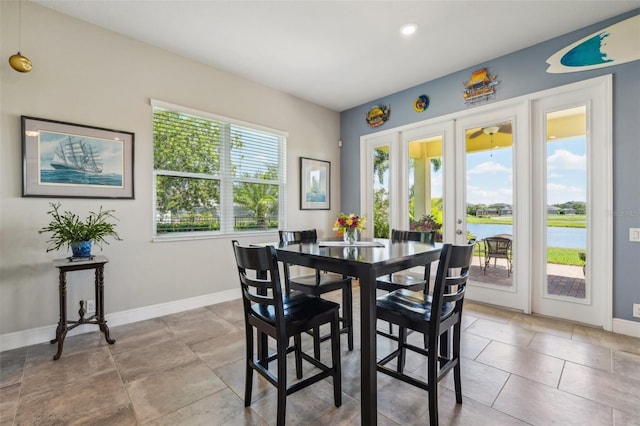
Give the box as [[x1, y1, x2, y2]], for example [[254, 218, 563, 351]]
[[546, 14, 639, 73]]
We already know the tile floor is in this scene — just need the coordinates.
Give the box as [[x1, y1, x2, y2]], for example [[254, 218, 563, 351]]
[[1, 285, 639, 425]]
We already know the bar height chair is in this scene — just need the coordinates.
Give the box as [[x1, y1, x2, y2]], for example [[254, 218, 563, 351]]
[[376, 229, 435, 340], [279, 229, 354, 358], [232, 241, 342, 426], [376, 243, 475, 426]]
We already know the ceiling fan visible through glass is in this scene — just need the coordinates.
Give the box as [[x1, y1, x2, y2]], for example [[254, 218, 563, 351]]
[[483, 126, 500, 157]]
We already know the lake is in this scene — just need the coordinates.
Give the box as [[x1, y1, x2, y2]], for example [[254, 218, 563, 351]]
[[467, 223, 586, 249]]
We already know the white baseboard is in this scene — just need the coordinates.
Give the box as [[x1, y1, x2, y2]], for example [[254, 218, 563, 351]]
[[3, 292, 637, 352], [612, 317, 640, 338], [0, 288, 241, 352]]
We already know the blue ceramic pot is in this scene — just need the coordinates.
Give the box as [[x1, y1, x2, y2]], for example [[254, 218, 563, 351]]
[[71, 241, 92, 257]]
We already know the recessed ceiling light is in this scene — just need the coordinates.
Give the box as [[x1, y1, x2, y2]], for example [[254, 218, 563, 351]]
[[400, 23, 418, 36]]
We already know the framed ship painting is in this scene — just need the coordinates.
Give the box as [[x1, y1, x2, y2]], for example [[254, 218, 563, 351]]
[[22, 116, 134, 199], [300, 157, 330, 210]]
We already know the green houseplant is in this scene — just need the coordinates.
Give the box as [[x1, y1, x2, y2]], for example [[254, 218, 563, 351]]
[[39, 202, 121, 257]]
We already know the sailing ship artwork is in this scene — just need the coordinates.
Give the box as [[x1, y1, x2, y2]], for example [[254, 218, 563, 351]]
[[39, 131, 124, 188]]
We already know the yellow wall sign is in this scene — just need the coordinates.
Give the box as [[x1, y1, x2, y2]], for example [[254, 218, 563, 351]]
[[365, 104, 391, 127]]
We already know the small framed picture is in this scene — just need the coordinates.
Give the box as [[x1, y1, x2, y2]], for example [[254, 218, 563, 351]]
[[300, 157, 330, 210], [22, 116, 135, 199]]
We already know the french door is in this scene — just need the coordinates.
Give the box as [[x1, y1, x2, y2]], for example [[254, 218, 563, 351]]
[[360, 76, 611, 327], [453, 105, 529, 312], [530, 76, 611, 327]]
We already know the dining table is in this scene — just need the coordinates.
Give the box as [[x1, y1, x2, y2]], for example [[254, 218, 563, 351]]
[[270, 238, 441, 425]]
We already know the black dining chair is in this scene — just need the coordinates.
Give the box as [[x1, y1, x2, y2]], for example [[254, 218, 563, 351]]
[[279, 229, 354, 358], [376, 229, 435, 340], [376, 243, 474, 426], [231, 240, 342, 426]]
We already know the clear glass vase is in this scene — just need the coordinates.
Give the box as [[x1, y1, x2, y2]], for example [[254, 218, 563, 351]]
[[343, 228, 357, 244]]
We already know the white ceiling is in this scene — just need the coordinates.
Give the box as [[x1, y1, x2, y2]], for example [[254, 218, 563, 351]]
[[33, 0, 640, 112]]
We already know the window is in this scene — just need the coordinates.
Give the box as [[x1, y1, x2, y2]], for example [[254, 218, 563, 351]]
[[152, 100, 287, 237]]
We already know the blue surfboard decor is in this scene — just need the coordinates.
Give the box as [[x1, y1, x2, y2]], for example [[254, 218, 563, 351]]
[[546, 14, 639, 73]]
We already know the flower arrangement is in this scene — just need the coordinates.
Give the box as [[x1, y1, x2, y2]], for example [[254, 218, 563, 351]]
[[333, 213, 366, 243], [410, 214, 443, 242], [333, 213, 366, 235], [409, 214, 440, 232]]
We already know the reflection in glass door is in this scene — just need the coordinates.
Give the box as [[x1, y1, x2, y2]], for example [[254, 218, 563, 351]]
[[545, 107, 587, 299], [373, 146, 390, 238], [408, 136, 443, 241], [464, 121, 514, 289]]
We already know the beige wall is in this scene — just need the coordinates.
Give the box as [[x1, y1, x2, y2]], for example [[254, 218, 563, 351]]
[[0, 1, 341, 343]]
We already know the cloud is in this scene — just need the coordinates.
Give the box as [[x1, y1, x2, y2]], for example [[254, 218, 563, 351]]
[[547, 149, 585, 170], [467, 184, 513, 205], [467, 161, 511, 175]]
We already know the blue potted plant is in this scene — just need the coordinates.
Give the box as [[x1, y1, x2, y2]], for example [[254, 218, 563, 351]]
[[39, 202, 121, 257]]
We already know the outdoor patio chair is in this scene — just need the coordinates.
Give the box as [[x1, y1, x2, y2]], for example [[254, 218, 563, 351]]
[[482, 235, 512, 276]]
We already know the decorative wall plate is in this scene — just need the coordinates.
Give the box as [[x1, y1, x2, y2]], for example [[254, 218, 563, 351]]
[[413, 95, 430, 112]]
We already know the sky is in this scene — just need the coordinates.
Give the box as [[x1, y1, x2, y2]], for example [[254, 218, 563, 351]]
[[398, 135, 587, 207], [463, 136, 586, 206]]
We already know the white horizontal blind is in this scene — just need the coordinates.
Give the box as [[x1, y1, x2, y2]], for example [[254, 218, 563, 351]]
[[152, 100, 287, 237]]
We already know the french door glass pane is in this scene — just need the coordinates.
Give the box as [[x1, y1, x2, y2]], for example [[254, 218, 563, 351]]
[[465, 122, 514, 287], [545, 106, 587, 299], [408, 136, 443, 241], [373, 146, 390, 238]]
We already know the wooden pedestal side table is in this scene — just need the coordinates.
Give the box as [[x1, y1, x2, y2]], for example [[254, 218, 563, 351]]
[[51, 255, 115, 360]]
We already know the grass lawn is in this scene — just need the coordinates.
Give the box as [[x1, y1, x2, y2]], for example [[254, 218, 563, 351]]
[[474, 240, 585, 266], [467, 214, 586, 228]]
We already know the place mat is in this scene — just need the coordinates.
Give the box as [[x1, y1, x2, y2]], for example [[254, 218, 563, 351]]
[[318, 240, 385, 248]]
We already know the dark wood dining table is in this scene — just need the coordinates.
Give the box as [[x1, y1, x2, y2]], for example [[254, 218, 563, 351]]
[[272, 238, 441, 425]]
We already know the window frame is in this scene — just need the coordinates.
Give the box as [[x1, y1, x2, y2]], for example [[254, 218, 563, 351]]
[[151, 99, 287, 240]]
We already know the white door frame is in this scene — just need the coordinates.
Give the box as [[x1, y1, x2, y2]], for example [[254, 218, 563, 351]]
[[530, 75, 612, 329]]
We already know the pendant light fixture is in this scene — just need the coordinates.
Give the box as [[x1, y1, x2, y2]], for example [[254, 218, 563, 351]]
[[8, 0, 32, 73]]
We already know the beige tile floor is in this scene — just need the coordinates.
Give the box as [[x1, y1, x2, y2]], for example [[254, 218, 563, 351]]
[[2, 285, 639, 425]]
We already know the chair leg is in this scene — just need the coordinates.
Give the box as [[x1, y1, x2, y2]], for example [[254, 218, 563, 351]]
[[397, 327, 407, 373], [244, 327, 254, 406], [331, 312, 342, 407], [294, 334, 303, 380], [427, 351, 439, 426], [276, 338, 288, 426], [342, 282, 354, 351], [313, 326, 321, 360], [453, 323, 463, 404]]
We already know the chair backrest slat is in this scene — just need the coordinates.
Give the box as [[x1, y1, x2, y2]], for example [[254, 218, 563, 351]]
[[232, 240, 284, 321], [430, 243, 474, 328]]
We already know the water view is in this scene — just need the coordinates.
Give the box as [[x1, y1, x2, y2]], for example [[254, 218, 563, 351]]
[[467, 223, 586, 249]]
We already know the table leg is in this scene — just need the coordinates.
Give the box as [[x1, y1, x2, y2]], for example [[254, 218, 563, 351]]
[[95, 266, 115, 344], [51, 270, 68, 360], [359, 270, 377, 425]]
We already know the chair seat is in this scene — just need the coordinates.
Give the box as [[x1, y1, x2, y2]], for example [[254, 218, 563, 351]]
[[376, 272, 426, 293], [288, 272, 351, 293], [377, 289, 455, 326], [252, 292, 340, 333]]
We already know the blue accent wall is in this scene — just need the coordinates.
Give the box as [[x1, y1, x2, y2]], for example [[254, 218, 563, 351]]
[[340, 10, 640, 322]]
